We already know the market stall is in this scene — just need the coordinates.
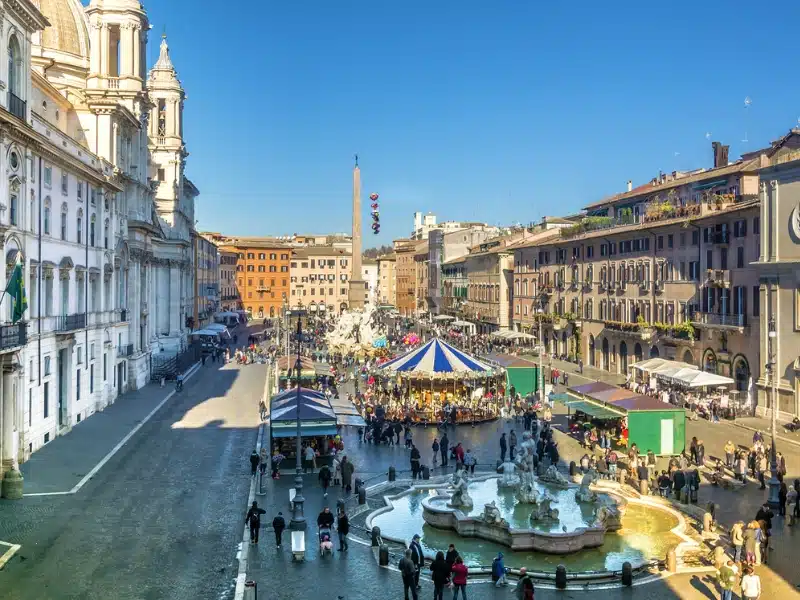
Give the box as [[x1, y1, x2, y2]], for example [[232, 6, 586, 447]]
[[375, 338, 504, 424], [269, 387, 339, 464], [483, 353, 541, 396], [276, 355, 317, 387], [565, 382, 686, 456]]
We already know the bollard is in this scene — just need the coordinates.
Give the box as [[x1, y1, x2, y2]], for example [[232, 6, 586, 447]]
[[243, 580, 257, 600], [666, 549, 677, 572], [371, 526, 381, 547], [569, 461, 577, 477], [621, 561, 632, 586], [422, 465, 430, 480], [388, 466, 396, 482], [358, 486, 367, 505], [379, 544, 390, 566], [555, 564, 567, 589]]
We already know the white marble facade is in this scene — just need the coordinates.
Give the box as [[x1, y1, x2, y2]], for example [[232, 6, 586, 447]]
[[0, 0, 198, 472]]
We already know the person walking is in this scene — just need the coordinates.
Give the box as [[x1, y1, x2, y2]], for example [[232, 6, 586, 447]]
[[399, 549, 419, 600], [410, 444, 422, 480], [724, 441, 736, 469], [430, 551, 450, 600], [245, 501, 266, 544], [453, 443, 465, 469], [440, 433, 449, 467], [740, 565, 761, 600], [730, 521, 744, 563], [318, 464, 332, 497], [463, 449, 477, 474], [303, 444, 316, 473], [249, 450, 260, 477], [410, 534, 425, 590], [432, 438, 440, 467], [450, 556, 468, 600], [499, 433, 507, 463], [272, 512, 286, 548], [491, 552, 508, 587], [717, 559, 738, 600], [337, 508, 349, 551], [341, 455, 355, 493], [515, 567, 535, 600]]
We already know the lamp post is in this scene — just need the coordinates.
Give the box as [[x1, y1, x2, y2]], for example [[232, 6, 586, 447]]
[[290, 309, 308, 531], [537, 306, 545, 401], [766, 315, 781, 509]]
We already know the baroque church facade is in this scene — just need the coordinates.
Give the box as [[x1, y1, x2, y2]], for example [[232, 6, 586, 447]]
[[0, 0, 197, 481]]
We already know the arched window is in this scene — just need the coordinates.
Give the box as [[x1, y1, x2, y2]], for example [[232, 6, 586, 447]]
[[522, 280, 528, 296], [43, 197, 51, 235], [7, 35, 21, 97], [60, 202, 68, 240], [9, 189, 17, 227], [90, 214, 96, 246], [104, 218, 109, 249], [76, 208, 83, 244]]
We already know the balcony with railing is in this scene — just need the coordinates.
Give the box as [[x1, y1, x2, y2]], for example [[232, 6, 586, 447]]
[[118, 343, 134, 357], [692, 311, 747, 330], [705, 269, 731, 288], [106, 77, 119, 89], [8, 92, 26, 120], [0, 322, 27, 351], [708, 231, 730, 245], [55, 313, 87, 333], [120, 308, 128, 322]]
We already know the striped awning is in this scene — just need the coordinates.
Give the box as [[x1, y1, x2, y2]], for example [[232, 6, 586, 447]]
[[380, 338, 493, 375]]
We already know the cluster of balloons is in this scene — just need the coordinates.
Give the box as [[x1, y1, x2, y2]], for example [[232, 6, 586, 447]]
[[403, 333, 420, 345], [370, 192, 380, 234]]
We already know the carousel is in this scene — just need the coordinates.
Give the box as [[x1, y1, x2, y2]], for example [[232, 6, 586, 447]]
[[374, 338, 505, 424]]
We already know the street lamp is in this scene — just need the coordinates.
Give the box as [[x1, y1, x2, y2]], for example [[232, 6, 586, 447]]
[[766, 315, 781, 509], [290, 309, 308, 531], [537, 306, 545, 401]]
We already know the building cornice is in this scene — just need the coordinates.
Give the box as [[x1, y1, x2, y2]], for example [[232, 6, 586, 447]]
[[5, 0, 50, 32]]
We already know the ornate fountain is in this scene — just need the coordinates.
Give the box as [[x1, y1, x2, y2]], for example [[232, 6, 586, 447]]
[[421, 455, 626, 554]]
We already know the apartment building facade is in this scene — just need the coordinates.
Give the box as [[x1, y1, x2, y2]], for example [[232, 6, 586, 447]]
[[513, 147, 764, 397], [289, 246, 352, 315], [222, 239, 291, 318], [376, 254, 396, 306], [395, 239, 419, 316], [219, 249, 238, 311]]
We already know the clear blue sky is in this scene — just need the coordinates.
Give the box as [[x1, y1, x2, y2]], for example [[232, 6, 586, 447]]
[[141, 0, 800, 245]]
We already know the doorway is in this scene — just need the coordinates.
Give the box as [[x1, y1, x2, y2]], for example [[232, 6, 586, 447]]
[[117, 362, 125, 394], [57, 347, 68, 428]]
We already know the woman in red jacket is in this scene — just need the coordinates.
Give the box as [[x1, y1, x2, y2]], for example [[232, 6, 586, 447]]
[[450, 556, 468, 600]]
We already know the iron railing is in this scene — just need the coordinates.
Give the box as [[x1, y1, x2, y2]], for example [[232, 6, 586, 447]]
[[8, 92, 25, 120], [118, 343, 134, 357], [693, 312, 746, 327], [55, 314, 86, 332]]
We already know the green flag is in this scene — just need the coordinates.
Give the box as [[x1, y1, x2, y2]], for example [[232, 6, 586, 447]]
[[6, 257, 27, 323]]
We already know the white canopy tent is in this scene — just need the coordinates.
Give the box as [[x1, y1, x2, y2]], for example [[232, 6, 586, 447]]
[[433, 314, 456, 322], [667, 368, 734, 388], [630, 358, 734, 389]]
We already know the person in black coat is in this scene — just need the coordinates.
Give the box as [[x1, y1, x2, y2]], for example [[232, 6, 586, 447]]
[[410, 444, 422, 479], [499, 433, 507, 463], [337, 508, 350, 551], [409, 534, 425, 590], [272, 512, 286, 548], [673, 469, 686, 497], [245, 501, 266, 544], [440, 433, 449, 466], [429, 551, 451, 600]]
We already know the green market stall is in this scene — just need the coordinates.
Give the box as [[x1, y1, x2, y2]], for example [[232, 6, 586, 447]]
[[277, 355, 317, 385], [484, 353, 540, 396], [565, 382, 686, 456]]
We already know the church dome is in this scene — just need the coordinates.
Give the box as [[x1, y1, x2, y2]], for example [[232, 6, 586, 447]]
[[32, 0, 90, 59]]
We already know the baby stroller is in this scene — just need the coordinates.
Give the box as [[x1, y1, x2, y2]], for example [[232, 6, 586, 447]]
[[319, 527, 334, 556]]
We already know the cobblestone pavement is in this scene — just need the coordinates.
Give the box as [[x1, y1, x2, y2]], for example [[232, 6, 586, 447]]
[[0, 356, 265, 600]]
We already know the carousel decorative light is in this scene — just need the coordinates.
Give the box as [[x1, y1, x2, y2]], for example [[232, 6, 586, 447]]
[[370, 192, 380, 235]]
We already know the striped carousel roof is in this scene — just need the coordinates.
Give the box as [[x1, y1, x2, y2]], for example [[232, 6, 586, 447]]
[[380, 338, 493, 375]]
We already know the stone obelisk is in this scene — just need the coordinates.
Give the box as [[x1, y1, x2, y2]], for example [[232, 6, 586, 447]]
[[348, 157, 366, 310]]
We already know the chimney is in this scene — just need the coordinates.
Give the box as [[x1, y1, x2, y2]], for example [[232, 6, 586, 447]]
[[626, 180, 632, 192]]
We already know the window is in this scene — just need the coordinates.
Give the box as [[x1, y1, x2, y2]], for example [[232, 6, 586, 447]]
[[691, 230, 699, 245], [667, 234, 674, 249], [61, 204, 68, 240], [61, 173, 68, 195], [737, 246, 744, 269], [157, 168, 165, 182], [753, 286, 760, 316], [43, 382, 49, 419], [734, 220, 747, 237], [657, 236, 663, 250], [76, 209, 83, 244], [44, 165, 52, 187], [586, 246, 594, 258], [7, 36, 21, 97], [77, 181, 83, 202], [90, 343, 95, 360], [280, 253, 288, 260], [9, 192, 17, 226], [104, 219, 109, 249], [76, 369, 81, 400], [90, 215, 96, 246], [247, 265, 254, 272], [43, 200, 51, 235], [706, 249, 713, 270], [270, 253, 277, 260], [280, 266, 288, 272], [258, 265, 265, 272], [90, 364, 94, 393], [269, 265, 276, 272], [103, 354, 107, 381], [44, 355, 51, 375], [753, 216, 760, 236], [247, 253, 254, 259], [679, 232, 686, 247], [259, 253, 266, 260]]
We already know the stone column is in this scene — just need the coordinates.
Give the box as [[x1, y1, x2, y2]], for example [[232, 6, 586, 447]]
[[90, 22, 102, 75], [169, 262, 181, 335], [132, 26, 141, 81], [1, 362, 12, 470], [100, 25, 109, 77]]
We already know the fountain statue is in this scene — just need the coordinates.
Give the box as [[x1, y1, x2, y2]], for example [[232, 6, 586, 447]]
[[447, 467, 474, 510], [529, 494, 560, 523], [514, 432, 539, 503], [593, 503, 623, 530], [575, 469, 600, 503], [539, 464, 570, 487], [482, 501, 506, 526], [497, 461, 520, 488]]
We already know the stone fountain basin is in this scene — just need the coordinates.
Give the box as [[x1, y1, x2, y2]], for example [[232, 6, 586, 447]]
[[420, 475, 626, 554]]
